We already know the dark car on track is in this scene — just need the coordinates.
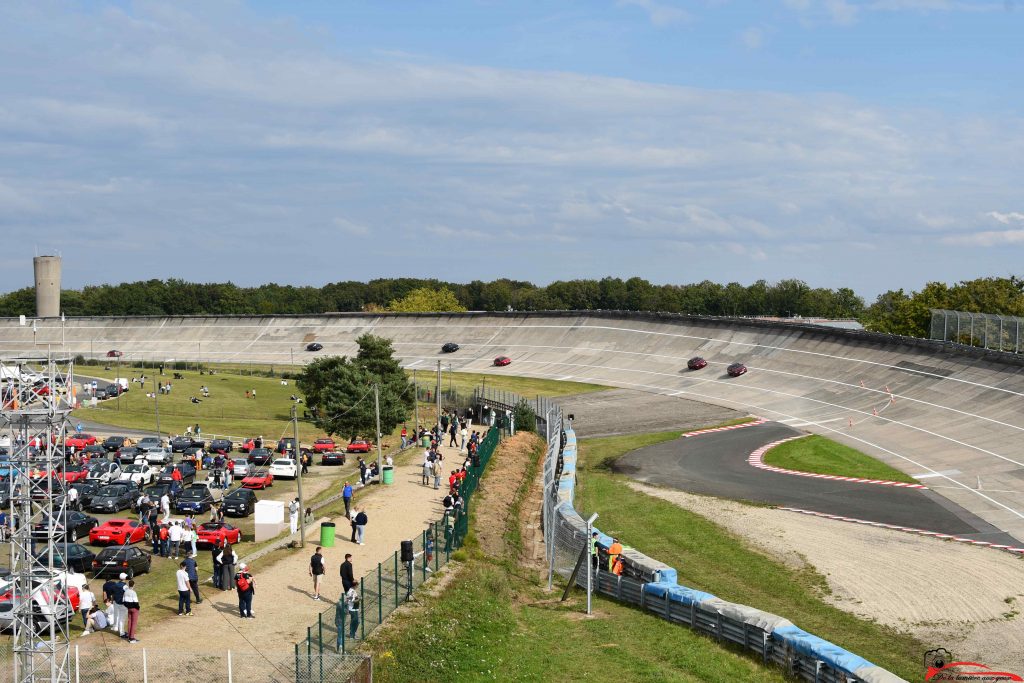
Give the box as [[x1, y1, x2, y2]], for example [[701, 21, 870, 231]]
[[87, 483, 136, 514], [306, 343, 323, 352], [687, 357, 708, 371], [102, 436, 129, 452], [209, 438, 233, 454], [174, 484, 216, 514], [247, 447, 274, 466], [83, 444, 106, 460], [91, 546, 152, 579], [221, 488, 257, 517], [35, 543, 96, 573], [106, 350, 123, 358], [33, 510, 99, 544], [441, 342, 460, 353], [727, 362, 747, 377], [157, 463, 196, 487]]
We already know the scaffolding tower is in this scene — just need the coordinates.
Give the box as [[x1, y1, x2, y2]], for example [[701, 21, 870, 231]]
[[2, 356, 75, 683]]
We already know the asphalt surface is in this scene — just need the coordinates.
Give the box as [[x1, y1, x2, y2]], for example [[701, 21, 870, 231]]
[[613, 421, 1020, 545]]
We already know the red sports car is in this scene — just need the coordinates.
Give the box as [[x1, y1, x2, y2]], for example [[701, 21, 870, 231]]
[[240, 438, 256, 453], [346, 439, 372, 454], [65, 434, 98, 449], [106, 350, 123, 358], [727, 363, 748, 377], [493, 356, 511, 367], [312, 438, 336, 453], [196, 522, 242, 547], [687, 357, 707, 371], [241, 471, 273, 489], [62, 464, 90, 483], [88, 519, 150, 546]]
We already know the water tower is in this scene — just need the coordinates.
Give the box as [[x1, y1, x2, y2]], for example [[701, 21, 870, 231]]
[[33, 255, 61, 318]]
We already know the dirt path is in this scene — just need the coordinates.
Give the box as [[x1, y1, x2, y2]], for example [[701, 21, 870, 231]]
[[628, 483, 1024, 674], [76, 435, 473, 660], [473, 432, 542, 559]]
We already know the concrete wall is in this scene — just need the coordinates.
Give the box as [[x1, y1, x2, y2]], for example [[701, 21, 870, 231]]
[[2, 311, 1022, 543], [32, 255, 61, 319]]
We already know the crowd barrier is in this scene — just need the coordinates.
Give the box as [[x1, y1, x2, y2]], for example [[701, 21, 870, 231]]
[[540, 408, 907, 683]]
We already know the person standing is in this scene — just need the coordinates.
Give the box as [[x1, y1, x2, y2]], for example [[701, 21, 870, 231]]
[[449, 423, 458, 448], [342, 482, 353, 518], [349, 509, 358, 544], [184, 552, 202, 604], [123, 579, 141, 643], [345, 580, 360, 641], [220, 544, 237, 591], [309, 546, 325, 600], [357, 458, 367, 486], [189, 525, 199, 557], [107, 572, 128, 638], [211, 543, 223, 590], [169, 521, 182, 559], [400, 426, 407, 449], [607, 538, 623, 573], [421, 458, 431, 487], [176, 562, 192, 616], [340, 554, 355, 593], [289, 498, 300, 535], [160, 493, 171, 523], [460, 426, 468, 453], [235, 563, 255, 618], [354, 509, 367, 545], [77, 583, 96, 627], [432, 458, 442, 490]]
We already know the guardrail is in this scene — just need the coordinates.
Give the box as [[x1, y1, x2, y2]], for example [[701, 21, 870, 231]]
[[537, 398, 908, 683]]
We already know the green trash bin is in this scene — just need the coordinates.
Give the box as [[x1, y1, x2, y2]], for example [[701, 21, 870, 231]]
[[382, 466, 394, 485], [320, 522, 336, 547], [420, 435, 431, 447]]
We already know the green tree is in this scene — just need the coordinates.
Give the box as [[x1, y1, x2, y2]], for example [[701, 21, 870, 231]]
[[512, 398, 536, 433], [388, 287, 467, 312]]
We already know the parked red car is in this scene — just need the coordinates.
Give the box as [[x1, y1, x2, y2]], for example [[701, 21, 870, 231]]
[[65, 434, 98, 449], [345, 439, 372, 454], [687, 357, 707, 371], [727, 363, 748, 377], [196, 522, 242, 547], [312, 438, 336, 453], [493, 356, 511, 367], [88, 519, 150, 546], [62, 464, 90, 483], [241, 471, 273, 489]]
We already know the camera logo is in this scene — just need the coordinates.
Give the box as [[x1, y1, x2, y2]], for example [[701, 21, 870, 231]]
[[924, 646, 1023, 681]]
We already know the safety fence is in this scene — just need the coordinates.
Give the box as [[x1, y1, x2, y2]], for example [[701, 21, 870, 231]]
[[930, 308, 1024, 353], [294, 427, 501, 658], [537, 398, 908, 683]]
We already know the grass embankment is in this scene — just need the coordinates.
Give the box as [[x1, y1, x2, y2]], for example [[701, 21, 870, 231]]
[[368, 434, 788, 683], [424, 370, 610, 399], [763, 435, 917, 484], [577, 433, 923, 680]]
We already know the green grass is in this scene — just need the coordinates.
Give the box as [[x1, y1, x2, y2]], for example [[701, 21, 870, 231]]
[[763, 435, 917, 484], [575, 433, 923, 680], [419, 369, 610, 399]]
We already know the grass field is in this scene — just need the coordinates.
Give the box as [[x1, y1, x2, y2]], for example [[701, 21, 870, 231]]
[[762, 435, 917, 484], [576, 432, 923, 680]]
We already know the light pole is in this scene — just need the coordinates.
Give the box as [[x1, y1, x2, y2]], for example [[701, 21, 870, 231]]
[[374, 383, 383, 478], [413, 369, 419, 430], [292, 405, 305, 548], [586, 513, 599, 615], [435, 360, 441, 429], [153, 377, 161, 437], [61, 312, 65, 348]]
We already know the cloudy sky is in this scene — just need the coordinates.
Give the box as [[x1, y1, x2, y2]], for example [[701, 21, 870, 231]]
[[1, 1, 1022, 299]]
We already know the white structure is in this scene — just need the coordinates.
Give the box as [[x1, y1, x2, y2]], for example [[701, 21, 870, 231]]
[[254, 499, 285, 542], [32, 255, 61, 319]]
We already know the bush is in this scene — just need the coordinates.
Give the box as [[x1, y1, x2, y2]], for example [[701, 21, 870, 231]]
[[173, 361, 187, 370], [73, 354, 86, 365], [512, 399, 537, 433]]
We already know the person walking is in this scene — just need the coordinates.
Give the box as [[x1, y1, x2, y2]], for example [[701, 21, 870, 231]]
[[357, 458, 367, 486], [289, 498, 300, 535], [342, 482, 353, 518], [460, 426, 468, 453], [235, 563, 255, 618], [123, 579, 141, 643], [309, 546, 325, 600], [345, 580, 360, 641], [340, 554, 355, 593], [354, 509, 367, 545], [184, 552, 202, 604], [160, 493, 171, 523], [449, 423, 458, 448], [220, 544, 237, 592], [349, 510, 358, 543], [176, 562, 193, 616], [421, 458, 431, 487]]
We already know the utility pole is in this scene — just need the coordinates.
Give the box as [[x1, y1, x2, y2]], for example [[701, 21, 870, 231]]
[[153, 377, 161, 437], [435, 360, 441, 429], [292, 405, 305, 548], [374, 384, 383, 477], [413, 369, 419, 430]]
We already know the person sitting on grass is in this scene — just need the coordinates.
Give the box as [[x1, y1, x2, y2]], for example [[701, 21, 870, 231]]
[[81, 605, 109, 636]]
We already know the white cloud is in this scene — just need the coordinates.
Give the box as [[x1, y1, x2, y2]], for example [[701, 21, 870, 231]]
[[987, 211, 1024, 225], [941, 230, 1024, 247], [334, 218, 369, 236], [617, 0, 690, 26]]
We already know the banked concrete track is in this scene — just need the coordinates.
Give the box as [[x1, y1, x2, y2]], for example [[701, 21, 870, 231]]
[[3, 311, 1023, 544]]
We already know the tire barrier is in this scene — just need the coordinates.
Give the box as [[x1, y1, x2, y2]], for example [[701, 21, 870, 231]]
[[541, 413, 907, 683]]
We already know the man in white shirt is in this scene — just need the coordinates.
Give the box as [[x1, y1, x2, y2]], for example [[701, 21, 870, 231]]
[[160, 493, 171, 523], [289, 498, 299, 535], [176, 562, 193, 616], [67, 486, 79, 511], [169, 522, 182, 559]]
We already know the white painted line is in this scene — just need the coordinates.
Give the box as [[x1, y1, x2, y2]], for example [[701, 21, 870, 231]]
[[912, 470, 962, 479]]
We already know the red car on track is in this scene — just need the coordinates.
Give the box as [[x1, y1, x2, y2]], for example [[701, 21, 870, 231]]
[[312, 438, 336, 453], [196, 522, 242, 547], [727, 363, 748, 377], [106, 350, 123, 358], [493, 356, 512, 367], [687, 357, 707, 371], [62, 464, 90, 483], [241, 471, 273, 489], [65, 434, 98, 449], [346, 439, 372, 454], [88, 519, 150, 546]]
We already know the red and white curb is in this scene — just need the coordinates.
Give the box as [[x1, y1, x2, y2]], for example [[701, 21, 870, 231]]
[[777, 507, 1024, 556], [683, 417, 768, 438], [749, 436, 928, 489]]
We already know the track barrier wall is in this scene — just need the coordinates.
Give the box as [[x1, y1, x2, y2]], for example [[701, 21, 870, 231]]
[[536, 398, 908, 683]]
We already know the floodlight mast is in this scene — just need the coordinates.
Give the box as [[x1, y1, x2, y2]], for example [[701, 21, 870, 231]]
[[2, 355, 74, 683]]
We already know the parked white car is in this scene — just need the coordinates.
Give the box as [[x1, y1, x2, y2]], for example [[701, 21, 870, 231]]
[[268, 458, 297, 480], [86, 461, 122, 484], [118, 463, 155, 487]]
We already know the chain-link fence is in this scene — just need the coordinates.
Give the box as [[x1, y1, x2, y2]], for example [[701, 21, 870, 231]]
[[295, 428, 501, 657], [930, 308, 1024, 353]]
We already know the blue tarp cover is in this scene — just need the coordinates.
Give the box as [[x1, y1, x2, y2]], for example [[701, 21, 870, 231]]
[[772, 625, 873, 674]]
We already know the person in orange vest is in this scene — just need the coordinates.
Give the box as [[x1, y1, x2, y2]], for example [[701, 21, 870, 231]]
[[607, 538, 623, 573], [612, 556, 624, 576]]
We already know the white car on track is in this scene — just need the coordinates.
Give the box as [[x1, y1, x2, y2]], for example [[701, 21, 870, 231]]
[[268, 458, 297, 480], [118, 463, 155, 487]]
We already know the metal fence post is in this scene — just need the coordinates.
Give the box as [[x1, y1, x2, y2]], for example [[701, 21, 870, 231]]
[[295, 643, 300, 683], [422, 528, 428, 581], [318, 612, 324, 654], [143, 648, 149, 683], [228, 650, 233, 683], [394, 551, 399, 610], [360, 581, 366, 639], [75, 645, 80, 683], [378, 562, 383, 624]]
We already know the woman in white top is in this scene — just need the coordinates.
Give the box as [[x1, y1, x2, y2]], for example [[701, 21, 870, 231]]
[[77, 584, 95, 627], [122, 580, 141, 643]]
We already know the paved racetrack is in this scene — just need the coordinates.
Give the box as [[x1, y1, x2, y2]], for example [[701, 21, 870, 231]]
[[613, 420, 1020, 545]]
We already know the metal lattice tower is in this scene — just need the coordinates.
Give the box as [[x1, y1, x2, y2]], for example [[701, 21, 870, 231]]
[[2, 356, 75, 683]]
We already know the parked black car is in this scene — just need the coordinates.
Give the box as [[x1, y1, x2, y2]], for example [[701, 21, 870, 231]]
[[69, 482, 101, 510], [83, 444, 107, 460], [34, 543, 96, 573], [32, 510, 99, 543], [92, 546, 152, 579], [441, 342, 460, 353], [143, 481, 183, 508], [102, 436, 129, 452], [221, 487, 257, 517], [157, 463, 196, 486], [247, 448, 274, 466], [87, 483, 136, 513], [209, 438, 232, 454], [116, 447, 142, 465], [174, 484, 215, 514], [306, 343, 323, 352], [320, 451, 346, 466], [94, 387, 108, 400]]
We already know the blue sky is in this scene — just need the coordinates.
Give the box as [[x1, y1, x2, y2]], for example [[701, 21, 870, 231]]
[[1, 0, 1022, 300]]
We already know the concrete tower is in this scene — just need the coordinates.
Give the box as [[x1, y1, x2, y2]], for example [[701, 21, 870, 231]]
[[33, 255, 61, 318]]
